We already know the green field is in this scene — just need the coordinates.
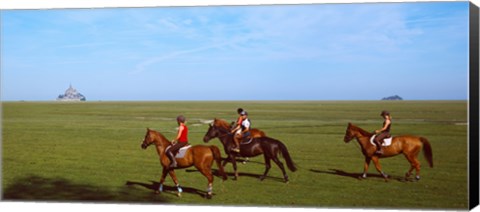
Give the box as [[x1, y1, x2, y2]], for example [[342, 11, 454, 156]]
[[1, 101, 469, 209]]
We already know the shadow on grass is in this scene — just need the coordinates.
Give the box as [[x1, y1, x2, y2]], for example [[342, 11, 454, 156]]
[[185, 168, 285, 183], [309, 168, 407, 182], [125, 180, 212, 198], [3, 175, 169, 203], [221, 157, 265, 166]]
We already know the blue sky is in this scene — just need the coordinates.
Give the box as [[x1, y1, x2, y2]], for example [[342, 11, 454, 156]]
[[1, 2, 470, 101]]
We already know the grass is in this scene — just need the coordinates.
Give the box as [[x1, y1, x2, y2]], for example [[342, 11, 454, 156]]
[[1, 101, 469, 209]]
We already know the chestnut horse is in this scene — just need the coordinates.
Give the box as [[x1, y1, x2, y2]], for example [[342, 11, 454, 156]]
[[141, 128, 227, 199], [343, 123, 433, 181], [203, 118, 296, 183]]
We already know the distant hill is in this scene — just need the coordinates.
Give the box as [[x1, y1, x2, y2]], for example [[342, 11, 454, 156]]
[[57, 84, 86, 101], [382, 95, 403, 100]]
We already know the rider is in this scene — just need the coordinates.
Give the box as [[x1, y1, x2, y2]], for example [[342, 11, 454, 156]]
[[374, 110, 392, 155], [230, 110, 251, 153], [166, 115, 189, 168], [235, 108, 244, 128]]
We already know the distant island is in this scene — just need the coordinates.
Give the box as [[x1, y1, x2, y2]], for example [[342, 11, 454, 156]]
[[57, 84, 86, 101], [382, 95, 403, 100]]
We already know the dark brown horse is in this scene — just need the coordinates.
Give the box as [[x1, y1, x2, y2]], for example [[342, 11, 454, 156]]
[[343, 123, 433, 181], [141, 128, 227, 199], [203, 118, 296, 183], [228, 121, 266, 165]]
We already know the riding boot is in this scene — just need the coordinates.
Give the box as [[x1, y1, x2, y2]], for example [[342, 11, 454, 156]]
[[374, 141, 383, 155], [167, 151, 177, 168]]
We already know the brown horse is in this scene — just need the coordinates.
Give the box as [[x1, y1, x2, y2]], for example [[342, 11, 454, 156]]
[[203, 118, 296, 182], [343, 123, 433, 181], [228, 121, 266, 165], [141, 128, 227, 199]]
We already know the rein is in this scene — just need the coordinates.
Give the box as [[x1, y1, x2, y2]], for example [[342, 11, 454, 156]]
[[347, 128, 367, 153], [214, 126, 232, 138]]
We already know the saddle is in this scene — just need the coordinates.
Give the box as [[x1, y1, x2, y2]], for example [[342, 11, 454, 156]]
[[369, 135, 393, 147], [240, 138, 254, 145], [165, 145, 192, 159]]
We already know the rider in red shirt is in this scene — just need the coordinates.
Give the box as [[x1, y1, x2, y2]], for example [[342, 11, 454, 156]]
[[166, 115, 189, 168]]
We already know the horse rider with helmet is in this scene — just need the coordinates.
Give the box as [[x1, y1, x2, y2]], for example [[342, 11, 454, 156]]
[[374, 110, 392, 155], [166, 115, 189, 168], [230, 110, 251, 153]]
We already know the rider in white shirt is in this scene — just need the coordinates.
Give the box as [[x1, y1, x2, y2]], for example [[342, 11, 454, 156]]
[[230, 110, 251, 153]]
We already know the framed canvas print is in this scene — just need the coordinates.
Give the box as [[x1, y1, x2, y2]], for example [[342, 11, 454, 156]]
[[1, 0, 479, 212]]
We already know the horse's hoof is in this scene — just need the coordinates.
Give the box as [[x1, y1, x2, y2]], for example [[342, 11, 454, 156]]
[[415, 176, 420, 181], [177, 192, 182, 197], [206, 193, 213, 199], [154, 190, 161, 194], [259, 176, 265, 181]]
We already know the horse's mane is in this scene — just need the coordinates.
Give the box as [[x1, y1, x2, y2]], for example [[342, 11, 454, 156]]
[[349, 123, 373, 137], [213, 118, 231, 130], [149, 129, 170, 143]]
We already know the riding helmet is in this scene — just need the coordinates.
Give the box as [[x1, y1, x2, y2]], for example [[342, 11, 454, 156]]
[[177, 115, 186, 123], [237, 108, 244, 114]]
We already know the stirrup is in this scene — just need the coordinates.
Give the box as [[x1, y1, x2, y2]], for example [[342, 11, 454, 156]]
[[232, 148, 240, 153]]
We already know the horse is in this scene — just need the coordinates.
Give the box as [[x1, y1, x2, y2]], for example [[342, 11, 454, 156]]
[[343, 123, 433, 181], [227, 121, 266, 165], [140, 128, 227, 199], [203, 118, 296, 183]]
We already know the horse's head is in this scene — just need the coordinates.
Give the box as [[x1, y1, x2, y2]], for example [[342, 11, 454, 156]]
[[141, 128, 156, 149], [203, 123, 219, 143], [203, 118, 230, 143], [343, 123, 355, 143]]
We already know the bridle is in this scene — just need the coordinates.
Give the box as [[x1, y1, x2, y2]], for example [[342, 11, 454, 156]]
[[210, 124, 232, 138]]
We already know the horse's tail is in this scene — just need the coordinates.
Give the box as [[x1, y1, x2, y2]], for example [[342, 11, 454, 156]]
[[420, 137, 434, 168], [276, 140, 297, 172], [210, 145, 227, 180]]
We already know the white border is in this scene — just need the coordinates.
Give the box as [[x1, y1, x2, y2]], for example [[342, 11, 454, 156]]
[[1, 0, 478, 212], [0, 0, 477, 10]]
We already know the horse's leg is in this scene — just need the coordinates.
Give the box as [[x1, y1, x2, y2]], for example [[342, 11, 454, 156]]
[[260, 154, 271, 181], [412, 156, 421, 181], [195, 158, 215, 199], [361, 157, 371, 179], [168, 170, 183, 197], [242, 157, 249, 164], [404, 154, 416, 180], [230, 154, 239, 180], [404, 147, 422, 181], [222, 157, 229, 167], [271, 155, 289, 183], [156, 168, 169, 194], [198, 166, 214, 199], [222, 154, 233, 167], [371, 157, 388, 181]]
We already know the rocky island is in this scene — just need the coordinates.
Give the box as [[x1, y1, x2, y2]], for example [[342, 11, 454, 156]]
[[57, 84, 86, 101]]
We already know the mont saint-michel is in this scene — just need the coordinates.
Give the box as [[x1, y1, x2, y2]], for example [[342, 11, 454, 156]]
[[56, 84, 86, 101]]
